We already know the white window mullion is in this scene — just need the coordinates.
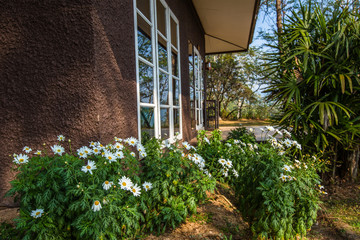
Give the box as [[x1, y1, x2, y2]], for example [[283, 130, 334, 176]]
[[153, 0, 161, 139]]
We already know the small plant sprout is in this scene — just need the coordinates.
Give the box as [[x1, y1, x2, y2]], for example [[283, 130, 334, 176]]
[[31, 209, 44, 218], [13, 154, 29, 164], [142, 182, 152, 191], [23, 146, 32, 153], [81, 160, 97, 175], [92, 200, 102, 212], [57, 135, 65, 141]]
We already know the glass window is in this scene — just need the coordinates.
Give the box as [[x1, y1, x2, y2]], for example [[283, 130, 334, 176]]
[[136, 0, 181, 141], [139, 61, 154, 103], [156, 0, 166, 37], [137, 0, 151, 20], [140, 107, 155, 138]]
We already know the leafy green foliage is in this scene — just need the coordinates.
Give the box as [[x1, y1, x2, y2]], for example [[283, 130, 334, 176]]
[[264, 2, 360, 159], [6, 136, 215, 239]]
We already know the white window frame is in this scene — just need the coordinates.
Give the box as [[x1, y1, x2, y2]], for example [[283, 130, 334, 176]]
[[193, 47, 204, 130], [134, 0, 182, 142]]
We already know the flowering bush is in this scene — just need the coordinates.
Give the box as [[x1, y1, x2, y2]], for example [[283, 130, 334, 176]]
[[228, 127, 325, 239], [6, 135, 215, 239]]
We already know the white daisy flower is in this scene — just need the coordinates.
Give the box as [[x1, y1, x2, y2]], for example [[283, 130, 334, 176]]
[[182, 141, 191, 150], [295, 143, 302, 150], [92, 147, 101, 155], [283, 139, 292, 147], [218, 159, 226, 166], [225, 160, 233, 169], [13, 154, 29, 164], [232, 169, 239, 178], [105, 152, 116, 163], [249, 128, 253, 132], [31, 209, 44, 218], [280, 173, 287, 182], [254, 144, 258, 150], [142, 181, 153, 191], [77, 146, 91, 158], [275, 129, 283, 136], [115, 151, 124, 159], [226, 143, 232, 147], [51, 145, 65, 156], [260, 128, 264, 132], [130, 152, 136, 157], [181, 152, 185, 157], [114, 142, 124, 151], [130, 184, 141, 197], [57, 135, 65, 141], [234, 140, 240, 144], [35, 150, 42, 155], [126, 137, 138, 147], [81, 160, 97, 175], [119, 176, 133, 190], [221, 168, 229, 177], [89, 141, 97, 147], [137, 144, 145, 152], [102, 181, 113, 190], [23, 146, 32, 153], [139, 152, 147, 159], [204, 137, 210, 144], [266, 126, 275, 132], [279, 150, 285, 156], [282, 129, 291, 136], [92, 200, 102, 212], [282, 165, 292, 172], [114, 137, 122, 142]]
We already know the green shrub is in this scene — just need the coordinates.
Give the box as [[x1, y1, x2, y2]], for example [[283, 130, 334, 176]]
[[6, 135, 215, 239], [229, 131, 323, 239], [227, 127, 256, 144]]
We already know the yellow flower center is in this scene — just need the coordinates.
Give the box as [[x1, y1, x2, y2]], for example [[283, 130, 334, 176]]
[[105, 181, 109, 184], [131, 141, 134, 144], [102, 152, 105, 156], [86, 165, 91, 169], [94, 149, 98, 152], [122, 182, 126, 186], [57, 149, 61, 152], [94, 201, 100, 206], [36, 211, 40, 215], [146, 185, 149, 189], [132, 188, 136, 193], [108, 156, 112, 160], [19, 159, 24, 162], [80, 153, 83, 156]]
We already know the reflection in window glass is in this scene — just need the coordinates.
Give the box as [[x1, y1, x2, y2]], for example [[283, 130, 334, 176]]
[[171, 50, 178, 77], [170, 17, 177, 47], [139, 61, 154, 103], [160, 108, 170, 138], [189, 63, 194, 85], [141, 107, 155, 138], [158, 35, 168, 71], [137, 0, 151, 21], [159, 72, 169, 104], [173, 78, 179, 106], [156, 0, 166, 37], [137, 17, 152, 62], [174, 108, 180, 134], [188, 41, 193, 63], [190, 85, 194, 102]]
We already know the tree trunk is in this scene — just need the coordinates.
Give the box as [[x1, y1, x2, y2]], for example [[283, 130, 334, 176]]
[[237, 98, 245, 119], [350, 145, 360, 182], [275, 0, 283, 34]]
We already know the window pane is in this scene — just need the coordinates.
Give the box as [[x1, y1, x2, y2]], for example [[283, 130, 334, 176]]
[[188, 41, 193, 63], [159, 72, 169, 104], [158, 34, 168, 71], [190, 86, 194, 102], [139, 61, 154, 103], [174, 108, 180, 135], [137, 0, 151, 21], [156, 0, 166, 37], [137, 16, 152, 62], [170, 17, 178, 47], [160, 108, 169, 138], [171, 50, 178, 77], [189, 63, 194, 86], [173, 78, 179, 106], [140, 107, 155, 139]]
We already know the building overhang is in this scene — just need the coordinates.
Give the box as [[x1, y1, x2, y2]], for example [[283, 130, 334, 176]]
[[191, 0, 260, 55]]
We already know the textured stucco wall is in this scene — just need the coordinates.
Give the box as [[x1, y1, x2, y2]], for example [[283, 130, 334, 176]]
[[0, 0, 204, 206], [0, 0, 137, 206]]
